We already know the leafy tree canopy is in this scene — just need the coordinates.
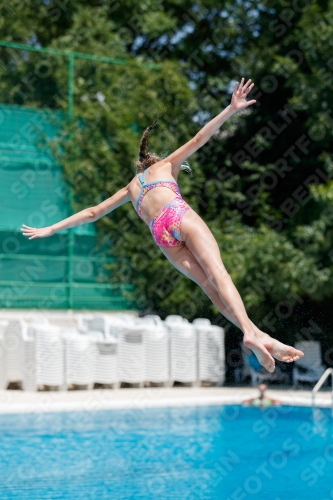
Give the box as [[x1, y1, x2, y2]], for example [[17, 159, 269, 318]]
[[1, 0, 332, 358]]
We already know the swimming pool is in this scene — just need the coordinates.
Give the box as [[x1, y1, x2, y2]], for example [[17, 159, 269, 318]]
[[0, 405, 332, 499]]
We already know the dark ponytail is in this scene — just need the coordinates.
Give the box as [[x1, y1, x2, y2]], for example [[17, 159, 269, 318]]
[[135, 111, 192, 175], [136, 112, 164, 173]]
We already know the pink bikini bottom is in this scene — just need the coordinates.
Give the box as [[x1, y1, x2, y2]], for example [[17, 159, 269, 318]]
[[149, 196, 191, 247]]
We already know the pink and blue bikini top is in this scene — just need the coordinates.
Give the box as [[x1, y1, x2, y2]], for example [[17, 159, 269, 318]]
[[135, 167, 181, 219]]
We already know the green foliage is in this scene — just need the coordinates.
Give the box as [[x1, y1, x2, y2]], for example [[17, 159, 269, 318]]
[[1, 0, 333, 347]]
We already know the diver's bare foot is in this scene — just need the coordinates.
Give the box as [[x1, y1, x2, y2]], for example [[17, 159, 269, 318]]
[[243, 332, 275, 373], [253, 329, 304, 362]]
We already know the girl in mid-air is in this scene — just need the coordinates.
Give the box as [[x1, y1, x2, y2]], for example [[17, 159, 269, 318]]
[[22, 78, 304, 372]]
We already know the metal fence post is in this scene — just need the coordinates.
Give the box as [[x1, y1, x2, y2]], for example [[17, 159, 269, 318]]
[[68, 54, 74, 123]]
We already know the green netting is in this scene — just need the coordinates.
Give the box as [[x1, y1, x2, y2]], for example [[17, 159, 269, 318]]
[[0, 104, 135, 310], [0, 105, 79, 230]]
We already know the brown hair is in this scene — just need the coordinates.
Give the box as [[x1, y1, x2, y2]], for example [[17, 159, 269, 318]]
[[136, 113, 164, 173]]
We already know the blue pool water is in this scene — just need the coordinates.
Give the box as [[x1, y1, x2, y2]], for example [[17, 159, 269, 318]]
[[0, 405, 332, 499]]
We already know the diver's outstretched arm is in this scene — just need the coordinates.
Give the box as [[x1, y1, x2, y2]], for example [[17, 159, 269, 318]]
[[21, 185, 130, 239], [166, 77, 256, 175]]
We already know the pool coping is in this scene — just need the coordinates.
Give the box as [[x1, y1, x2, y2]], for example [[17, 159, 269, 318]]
[[0, 387, 331, 414]]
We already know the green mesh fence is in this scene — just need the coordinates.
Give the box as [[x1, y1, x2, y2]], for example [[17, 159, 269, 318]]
[[0, 104, 134, 310]]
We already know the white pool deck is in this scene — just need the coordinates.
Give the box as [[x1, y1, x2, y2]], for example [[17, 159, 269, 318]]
[[0, 386, 331, 414]]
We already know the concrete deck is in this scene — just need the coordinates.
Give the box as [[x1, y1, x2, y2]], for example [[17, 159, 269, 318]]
[[0, 386, 331, 414]]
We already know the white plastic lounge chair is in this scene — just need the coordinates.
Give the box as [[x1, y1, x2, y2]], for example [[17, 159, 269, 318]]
[[106, 315, 136, 339], [77, 313, 94, 333], [119, 323, 145, 386], [22, 326, 37, 391], [0, 320, 9, 336], [142, 316, 170, 385], [168, 316, 197, 385], [65, 333, 96, 389], [21, 318, 51, 391], [0, 320, 8, 389], [95, 337, 119, 387], [165, 315, 189, 325], [3, 320, 26, 387], [141, 314, 163, 324], [193, 319, 225, 386], [35, 325, 65, 389], [293, 341, 326, 385], [85, 313, 136, 338]]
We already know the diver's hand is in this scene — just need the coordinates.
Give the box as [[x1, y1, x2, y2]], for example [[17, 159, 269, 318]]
[[230, 78, 256, 111], [21, 224, 54, 240]]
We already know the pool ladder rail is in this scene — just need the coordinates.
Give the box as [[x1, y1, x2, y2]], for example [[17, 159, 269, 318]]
[[312, 368, 333, 408]]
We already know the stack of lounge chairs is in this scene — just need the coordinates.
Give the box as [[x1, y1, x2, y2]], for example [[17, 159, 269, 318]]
[[0, 312, 226, 391]]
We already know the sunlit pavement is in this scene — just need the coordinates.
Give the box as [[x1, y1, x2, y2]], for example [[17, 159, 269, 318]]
[[0, 386, 330, 414]]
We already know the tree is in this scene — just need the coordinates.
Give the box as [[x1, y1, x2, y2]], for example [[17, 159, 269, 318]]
[[1, 1, 332, 363]]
